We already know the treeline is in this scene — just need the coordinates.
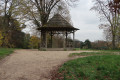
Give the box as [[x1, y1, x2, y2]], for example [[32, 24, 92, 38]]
[[75, 39, 120, 50], [0, 16, 24, 48], [0, 15, 39, 48], [0, 27, 40, 49]]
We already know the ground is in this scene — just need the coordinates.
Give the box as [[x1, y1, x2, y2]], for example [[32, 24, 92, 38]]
[[0, 49, 91, 80]]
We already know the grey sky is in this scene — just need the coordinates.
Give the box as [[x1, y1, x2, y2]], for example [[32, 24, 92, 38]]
[[70, 0, 104, 42]]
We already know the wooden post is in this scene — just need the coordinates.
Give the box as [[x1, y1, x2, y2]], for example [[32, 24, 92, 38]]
[[51, 31, 53, 48], [66, 31, 68, 48], [40, 31, 43, 48], [63, 32, 66, 49], [40, 31, 46, 49], [73, 31, 75, 48], [43, 31, 45, 48], [57, 32, 59, 48], [45, 31, 47, 49]]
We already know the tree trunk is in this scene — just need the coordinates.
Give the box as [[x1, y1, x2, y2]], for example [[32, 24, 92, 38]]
[[112, 34, 116, 49]]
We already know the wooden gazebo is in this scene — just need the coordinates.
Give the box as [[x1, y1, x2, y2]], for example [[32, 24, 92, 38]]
[[38, 14, 79, 50]]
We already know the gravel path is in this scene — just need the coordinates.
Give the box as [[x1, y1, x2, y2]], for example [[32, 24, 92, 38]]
[[0, 49, 91, 80]]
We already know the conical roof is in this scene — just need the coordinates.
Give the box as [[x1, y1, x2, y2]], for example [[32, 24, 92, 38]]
[[38, 14, 79, 31], [44, 14, 73, 28]]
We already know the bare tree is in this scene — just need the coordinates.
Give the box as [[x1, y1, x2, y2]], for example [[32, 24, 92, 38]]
[[20, 0, 79, 37], [91, 0, 120, 49], [20, 0, 78, 28]]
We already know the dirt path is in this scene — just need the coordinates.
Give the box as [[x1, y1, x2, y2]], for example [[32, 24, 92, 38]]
[[0, 49, 91, 80]]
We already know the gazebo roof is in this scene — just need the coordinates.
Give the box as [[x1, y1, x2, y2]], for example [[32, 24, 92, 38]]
[[38, 14, 79, 31]]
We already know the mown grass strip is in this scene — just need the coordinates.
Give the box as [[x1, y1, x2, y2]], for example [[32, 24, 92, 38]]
[[69, 52, 120, 57]]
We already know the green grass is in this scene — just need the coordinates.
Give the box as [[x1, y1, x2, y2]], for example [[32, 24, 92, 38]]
[[74, 48, 95, 51], [100, 49, 120, 52], [56, 55, 120, 80], [69, 52, 120, 57], [74, 48, 120, 52], [0, 48, 14, 59]]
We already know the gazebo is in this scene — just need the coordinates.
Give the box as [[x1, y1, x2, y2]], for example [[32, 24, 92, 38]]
[[38, 14, 79, 50]]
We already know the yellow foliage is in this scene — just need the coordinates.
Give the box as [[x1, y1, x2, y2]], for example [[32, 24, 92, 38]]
[[0, 31, 3, 46], [29, 36, 40, 49], [118, 44, 120, 48]]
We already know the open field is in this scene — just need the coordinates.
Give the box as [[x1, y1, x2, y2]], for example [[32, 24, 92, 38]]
[[52, 52, 120, 80]]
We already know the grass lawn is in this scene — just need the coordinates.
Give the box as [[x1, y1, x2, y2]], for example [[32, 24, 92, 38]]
[[0, 48, 14, 59], [53, 52, 120, 80]]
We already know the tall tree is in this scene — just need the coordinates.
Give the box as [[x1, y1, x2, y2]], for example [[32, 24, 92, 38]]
[[0, 16, 25, 47], [20, 0, 79, 29], [91, 0, 120, 49], [0, 0, 26, 47]]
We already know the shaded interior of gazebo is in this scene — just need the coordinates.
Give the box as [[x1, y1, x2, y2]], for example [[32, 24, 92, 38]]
[[38, 14, 79, 50]]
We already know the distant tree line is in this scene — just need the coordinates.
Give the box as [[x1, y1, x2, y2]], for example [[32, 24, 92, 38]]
[[75, 39, 119, 50]]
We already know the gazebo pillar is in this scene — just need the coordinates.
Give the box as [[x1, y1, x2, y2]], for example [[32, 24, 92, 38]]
[[45, 31, 47, 49], [40, 31, 43, 48], [73, 31, 75, 48], [50, 31, 53, 48], [66, 31, 68, 48], [40, 32, 42, 48], [40, 31, 47, 50], [63, 32, 66, 49]]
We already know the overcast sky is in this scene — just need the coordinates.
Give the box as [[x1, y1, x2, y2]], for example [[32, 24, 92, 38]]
[[70, 0, 104, 42]]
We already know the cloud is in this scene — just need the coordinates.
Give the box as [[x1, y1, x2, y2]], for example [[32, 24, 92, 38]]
[[69, 0, 104, 42]]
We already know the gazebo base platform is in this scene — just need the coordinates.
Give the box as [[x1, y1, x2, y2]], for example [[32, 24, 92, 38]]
[[39, 48, 75, 51]]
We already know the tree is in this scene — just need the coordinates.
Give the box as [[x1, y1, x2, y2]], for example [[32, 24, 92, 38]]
[[91, 0, 120, 49], [0, 15, 26, 48], [20, 0, 60, 28], [20, 0, 78, 27], [19, 0, 79, 35], [0, 0, 24, 24], [84, 39, 92, 49], [23, 34, 31, 49], [80, 41, 85, 49], [0, 31, 3, 46], [91, 40, 109, 50], [10, 31, 25, 48], [0, 0, 26, 48], [29, 36, 40, 49]]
